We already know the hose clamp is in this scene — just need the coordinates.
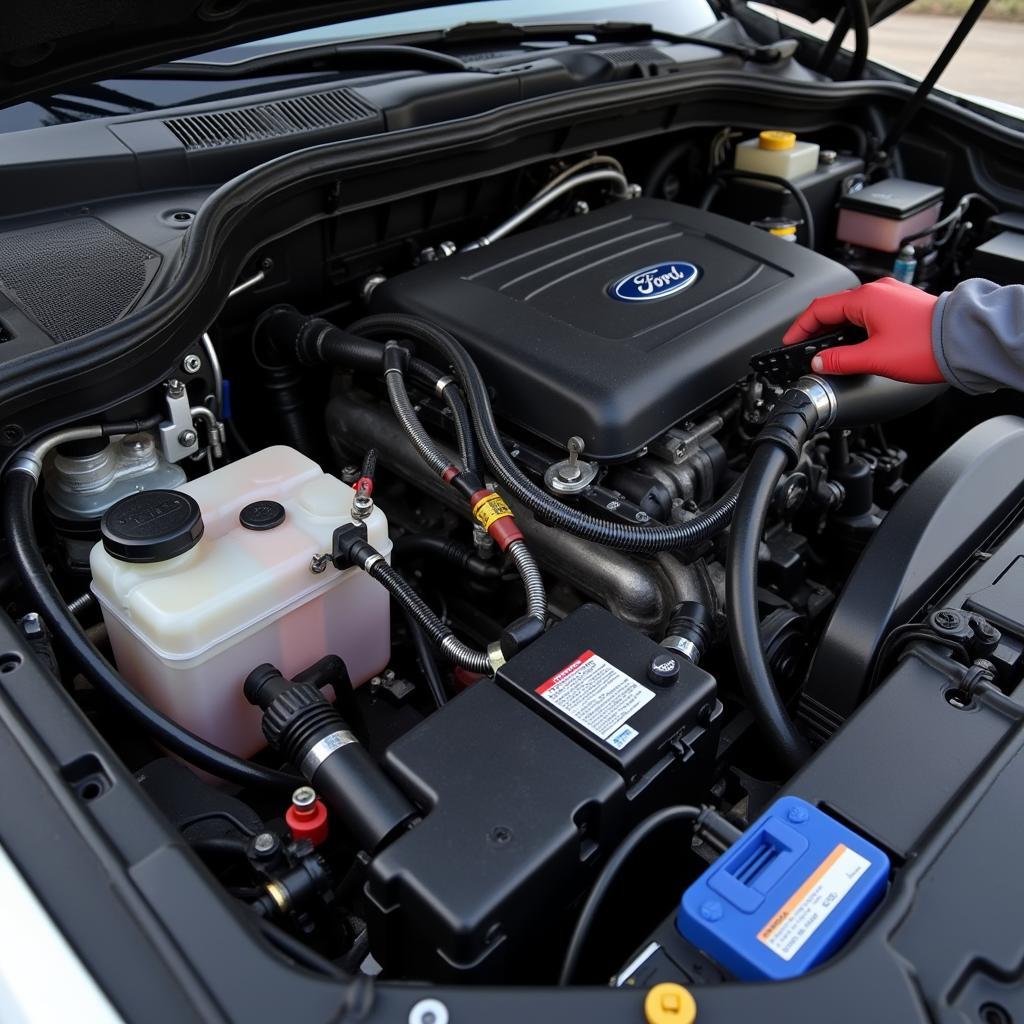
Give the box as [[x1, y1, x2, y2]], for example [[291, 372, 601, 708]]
[[486, 641, 507, 674], [435, 375, 455, 398], [363, 552, 384, 572], [794, 375, 838, 429], [662, 635, 700, 663], [300, 729, 358, 777], [8, 454, 44, 482]]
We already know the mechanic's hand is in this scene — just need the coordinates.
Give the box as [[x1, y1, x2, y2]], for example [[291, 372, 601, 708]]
[[783, 278, 944, 384]]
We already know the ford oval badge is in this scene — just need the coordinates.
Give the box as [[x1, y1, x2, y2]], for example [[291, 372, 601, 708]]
[[610, 262, 700, 302]]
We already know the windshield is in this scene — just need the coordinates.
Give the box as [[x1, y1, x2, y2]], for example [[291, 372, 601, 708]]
[[182, 0, 718, 64]]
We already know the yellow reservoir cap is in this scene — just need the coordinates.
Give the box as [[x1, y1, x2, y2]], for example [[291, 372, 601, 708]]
[[758, 130, 796, 151], [769, 225, 798, 237], [644, 982, 697, 1024]]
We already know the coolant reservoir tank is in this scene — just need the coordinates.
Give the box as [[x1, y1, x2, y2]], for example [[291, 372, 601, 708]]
[[90, 446, 392, 757], [734, 130, 821, 182]]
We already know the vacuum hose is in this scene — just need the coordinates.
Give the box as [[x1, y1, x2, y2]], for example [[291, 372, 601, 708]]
[[727, 373, 944, 770], [350, 313, 743, 553]]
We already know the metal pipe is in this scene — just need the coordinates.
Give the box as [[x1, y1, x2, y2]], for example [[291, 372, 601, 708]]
[[200, 332, 224, 416], [462, 169, 632, 251], [228, 269, 266, 298]]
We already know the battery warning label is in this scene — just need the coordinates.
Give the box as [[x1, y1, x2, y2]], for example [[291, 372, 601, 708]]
[[535, 650, 654, 749], [757, 843, 871, 961]]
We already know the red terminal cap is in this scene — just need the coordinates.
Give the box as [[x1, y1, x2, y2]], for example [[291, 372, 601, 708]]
[[285, 786, 329, 846], [354, 476, 374, 496]]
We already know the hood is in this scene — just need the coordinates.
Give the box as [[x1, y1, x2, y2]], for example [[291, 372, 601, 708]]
[[0, 0, 454, 106]]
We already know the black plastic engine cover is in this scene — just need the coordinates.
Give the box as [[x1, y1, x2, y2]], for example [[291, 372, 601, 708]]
[[374, 198, 857, 459]]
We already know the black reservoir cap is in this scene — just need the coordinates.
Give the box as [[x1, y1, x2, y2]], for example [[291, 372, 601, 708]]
[[839, 179, 944, 220], [101, 489, 204, 563], [239, 499, 285, 531]]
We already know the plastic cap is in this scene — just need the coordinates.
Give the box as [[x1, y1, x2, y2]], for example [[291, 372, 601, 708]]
[[644, 983, 697, 1024], [101, 490, 204, 563], [759, 130, 796, 151], [286, 795, 329, 846]]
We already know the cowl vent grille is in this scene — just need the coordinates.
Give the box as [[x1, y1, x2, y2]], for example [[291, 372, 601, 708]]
[[165, 88, 379, 150]]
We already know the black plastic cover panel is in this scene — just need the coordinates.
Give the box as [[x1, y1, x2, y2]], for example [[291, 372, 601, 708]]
[[375, 199, 857, 459]]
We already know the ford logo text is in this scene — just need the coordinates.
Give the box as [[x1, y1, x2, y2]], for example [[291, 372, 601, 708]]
[[609, 261, 700, 302]]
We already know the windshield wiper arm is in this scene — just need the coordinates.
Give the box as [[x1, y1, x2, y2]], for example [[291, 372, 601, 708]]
[[126, 42, 467, 80]]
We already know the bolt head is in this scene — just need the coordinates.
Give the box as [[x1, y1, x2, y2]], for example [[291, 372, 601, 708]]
[[166, 379, 185, 398], [182, 354, 202, 374], [351, 492, 374, 520], [21, 613, 44, 638], [177, 429, 197, 447], [292, 786, 317, 810], [931, 609, 964, 633], [253, 832, 277, 854]]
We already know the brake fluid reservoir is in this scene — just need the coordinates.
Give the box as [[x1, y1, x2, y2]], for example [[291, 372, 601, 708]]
[[734, 131, 820, 182], [90, 446, 391, 757]]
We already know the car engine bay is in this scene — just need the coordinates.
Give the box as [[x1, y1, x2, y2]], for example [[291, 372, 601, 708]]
[[2, 50, 1024, 1019]]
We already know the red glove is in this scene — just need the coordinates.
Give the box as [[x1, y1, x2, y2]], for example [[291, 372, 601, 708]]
[[783, 278, 944, 384]]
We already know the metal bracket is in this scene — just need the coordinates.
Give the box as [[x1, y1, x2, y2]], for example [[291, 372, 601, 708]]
[[158, 380, 199, 463]]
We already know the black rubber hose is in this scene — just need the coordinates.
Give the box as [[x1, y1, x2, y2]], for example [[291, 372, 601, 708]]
[[559, 805, 702, 985], [383, 343, 451, 478], [252, 315, 320, 458], [347, 314, 741, 553], [260, 306, 737, 551], [402, 608, 449, 709], [726, 444, 812, 770], [361, 554, 492, 675], [393, 535, 503, 580], [700, 169, 816, 251], [4, 470, 302, 792], [259, 306, 480, 473], [443, 382, 482, 476]]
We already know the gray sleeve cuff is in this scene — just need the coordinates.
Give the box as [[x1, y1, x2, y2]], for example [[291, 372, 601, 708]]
[[931, 290, 964, 390], [931, 278, 1024, 395]]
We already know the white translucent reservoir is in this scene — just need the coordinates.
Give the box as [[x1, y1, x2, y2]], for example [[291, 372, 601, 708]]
[[90, 446, 392, 758], [734, 131, 820, 182]]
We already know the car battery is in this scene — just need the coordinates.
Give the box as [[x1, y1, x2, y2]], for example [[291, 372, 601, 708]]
[[677, 797, 889, 980], [365, 605, 720, 982], [495, 603, 720, 794]]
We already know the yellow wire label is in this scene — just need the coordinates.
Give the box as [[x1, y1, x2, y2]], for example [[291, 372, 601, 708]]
[[472, 493, 513, 531]]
